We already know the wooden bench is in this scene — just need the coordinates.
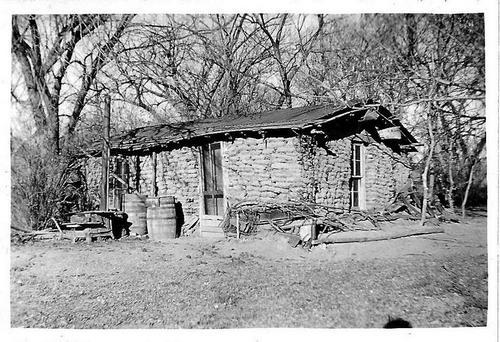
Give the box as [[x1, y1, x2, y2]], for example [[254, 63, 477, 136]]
[[51, 218, 113, 243]]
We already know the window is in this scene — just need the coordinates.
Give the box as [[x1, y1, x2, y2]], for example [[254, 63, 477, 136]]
[[201, 143, 225, 216], [350, 143, 364, 209]]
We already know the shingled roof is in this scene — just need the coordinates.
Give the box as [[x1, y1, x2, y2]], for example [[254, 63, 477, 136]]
[[103, 103, 417, 155]]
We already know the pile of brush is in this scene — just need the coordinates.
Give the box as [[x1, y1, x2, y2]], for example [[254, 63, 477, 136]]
[[219, 183, 459, 241], [219, 200, 382, 239], [378, 182, 460, 224], [10, 224, 63, 243]]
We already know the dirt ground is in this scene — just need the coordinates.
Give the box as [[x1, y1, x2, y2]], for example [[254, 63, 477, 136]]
[[10, 214, 488, 329]]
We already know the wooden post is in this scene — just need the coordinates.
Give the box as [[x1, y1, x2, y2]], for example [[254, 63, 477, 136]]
[[100, 95, 111, 211], [135, 155, 141, 192], [151, 151, 158, 197], [120, 158, 129, 210], [113, 159, 119, 210], [311, 219, 317, 241], [113, 158, 125, 211]]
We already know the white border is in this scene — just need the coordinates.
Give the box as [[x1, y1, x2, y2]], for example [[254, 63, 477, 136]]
[[1, 1, 498, 342], [0, 0, 494, 15]]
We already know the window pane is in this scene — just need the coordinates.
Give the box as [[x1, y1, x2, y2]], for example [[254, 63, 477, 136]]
[[215, 195, 224, 216], [351, 179, 360, 208], [352, 191, 359, 207], [352, 179, 359, 192], [212, 143, 224, 191], [202, 146, 213, 191], [354, 160, 361, 176], [204, 195, 215, 215]]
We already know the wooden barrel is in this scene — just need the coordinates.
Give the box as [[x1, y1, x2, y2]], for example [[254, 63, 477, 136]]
[[124, 193, 147, 235], [158, 195, 175, 207], [145, 196, 160, 208], [147, 196, 177, 241]]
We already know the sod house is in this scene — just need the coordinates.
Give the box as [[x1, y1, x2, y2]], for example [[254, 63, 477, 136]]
[[85, 103, 417, 236]]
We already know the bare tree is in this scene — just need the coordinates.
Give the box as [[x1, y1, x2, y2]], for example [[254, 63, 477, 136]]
[[301, 14, 485, 218], [108, 14, 272, 122], [11, 14, 135, 153], [250, 14, 324, 108], [11, 14, 135, 230], [11, 13, 485, 228]]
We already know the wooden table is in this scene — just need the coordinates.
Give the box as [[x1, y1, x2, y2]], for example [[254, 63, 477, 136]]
[[60, 211, 127, 242]]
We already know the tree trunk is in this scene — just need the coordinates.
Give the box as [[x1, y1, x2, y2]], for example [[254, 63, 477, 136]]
[[461, 160, 477, 218], [282, 79, 293, 108], [46, 98, 60, 154], [421, 117, 436, 226], [447, 140, 455, 212], [405, 14, 417, 69], [429, 172, 435, 206]]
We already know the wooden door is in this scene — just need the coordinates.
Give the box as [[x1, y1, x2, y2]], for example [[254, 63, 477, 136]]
[[200, 142, 225, 237]]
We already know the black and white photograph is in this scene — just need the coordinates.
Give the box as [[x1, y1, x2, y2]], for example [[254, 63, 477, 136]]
[[3, 0, 498, 340]]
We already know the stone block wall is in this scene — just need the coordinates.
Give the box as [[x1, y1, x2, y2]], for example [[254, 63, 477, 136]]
[[304, 138, 352, 211], [156, 147, 200, 217], [364, 143, 410, 211], [131, 148, 200, 219], [223, 137, 307, 204], [137, 155, 153, 195], [300, 135, 410, 212], [83, 134, 410, 219], [393, 155, 411, 191], [84, 148, 200, 220]]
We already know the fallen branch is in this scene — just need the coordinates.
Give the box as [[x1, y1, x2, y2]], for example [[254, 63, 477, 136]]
[[314, 226, 445, 244], [267, 219, 284, 233]]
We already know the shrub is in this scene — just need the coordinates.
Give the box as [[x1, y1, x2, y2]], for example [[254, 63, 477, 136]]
[[11, 137, 89, 230]]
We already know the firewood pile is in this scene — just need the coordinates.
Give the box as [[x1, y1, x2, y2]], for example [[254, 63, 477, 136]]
[[219, 200, 382, 239], [379, 182, 460, 224], [220, 203, 260, 237], [220, 183, 459, 240]]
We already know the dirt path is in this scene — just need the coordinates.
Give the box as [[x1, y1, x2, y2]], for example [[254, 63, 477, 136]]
[[10, 217, 487, 328]]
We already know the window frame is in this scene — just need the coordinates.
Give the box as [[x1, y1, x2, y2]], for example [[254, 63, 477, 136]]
[[350, 142, 366, 210]]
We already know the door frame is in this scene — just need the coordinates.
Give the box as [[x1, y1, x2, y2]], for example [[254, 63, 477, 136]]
[[198, 142, 227, 236]]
